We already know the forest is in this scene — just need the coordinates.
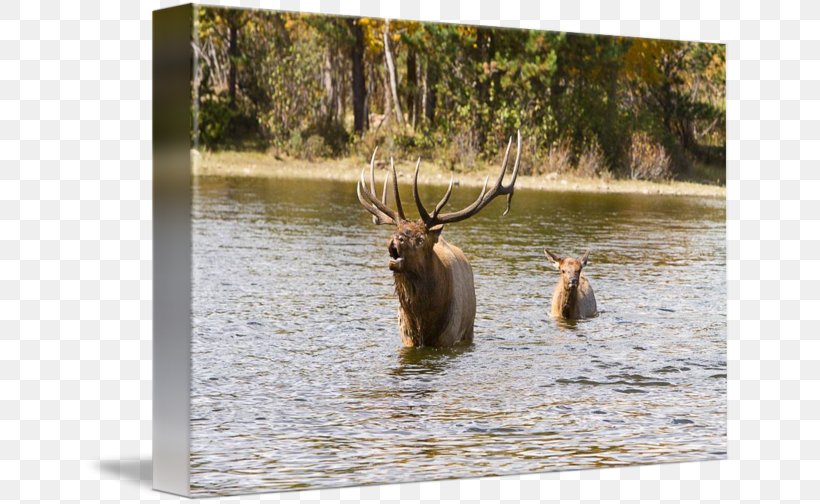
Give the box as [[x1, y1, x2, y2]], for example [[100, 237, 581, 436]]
[[193, 8, 726, 182]]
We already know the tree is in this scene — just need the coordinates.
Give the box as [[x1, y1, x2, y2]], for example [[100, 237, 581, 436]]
[[193, 6, 725, 182], [383, 20, 404, 127], [349, 18, 368, 135]]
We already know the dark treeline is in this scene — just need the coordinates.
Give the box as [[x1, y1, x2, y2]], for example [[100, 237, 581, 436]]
[[193, 8, 725, 182]]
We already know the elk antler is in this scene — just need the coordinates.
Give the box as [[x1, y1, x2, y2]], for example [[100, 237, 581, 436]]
[[356, 147, 406, 225], [415, 130, 522, 228]]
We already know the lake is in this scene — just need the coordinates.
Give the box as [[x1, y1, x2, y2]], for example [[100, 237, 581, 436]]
[[189, 174, 726, 496]]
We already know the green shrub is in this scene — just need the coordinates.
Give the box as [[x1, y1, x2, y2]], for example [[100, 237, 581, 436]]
[[302, 135, 330, 161], [304, 121, 350, 157], [286, 130, 303, 156]]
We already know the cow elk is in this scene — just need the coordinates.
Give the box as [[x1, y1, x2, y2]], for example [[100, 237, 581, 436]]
[[357, 132, 523, 347], [543, 248, 598, 320]]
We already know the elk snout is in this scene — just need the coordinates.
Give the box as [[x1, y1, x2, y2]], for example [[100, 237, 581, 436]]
[[387, 236, 404, 271], [565, 273, 581, 289]]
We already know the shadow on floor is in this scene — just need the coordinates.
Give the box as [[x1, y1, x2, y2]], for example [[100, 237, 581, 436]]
[[97, 459, 153, 491]]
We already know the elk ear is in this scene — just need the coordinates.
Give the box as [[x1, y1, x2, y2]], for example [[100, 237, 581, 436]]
[[579, 250, 590, 267], [428, 224, 444, 242], [544, 248, 561, 270]]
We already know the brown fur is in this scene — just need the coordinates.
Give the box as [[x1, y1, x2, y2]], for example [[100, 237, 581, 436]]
[[544, 249, 598, 320], [358, 135, 522, 346], [389, 221, 475, 346]]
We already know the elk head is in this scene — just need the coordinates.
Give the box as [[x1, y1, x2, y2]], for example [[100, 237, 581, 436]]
[[357, 131, 522, 275], [544, 248, 590, 290]]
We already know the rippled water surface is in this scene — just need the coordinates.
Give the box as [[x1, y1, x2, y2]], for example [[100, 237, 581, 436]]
[[190, 175, 726, 496]]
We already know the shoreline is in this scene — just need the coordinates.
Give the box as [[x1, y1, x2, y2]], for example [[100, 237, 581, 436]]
[[193, 150, 726, 198]]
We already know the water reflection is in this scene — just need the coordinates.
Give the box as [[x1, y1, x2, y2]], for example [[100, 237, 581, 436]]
[[189, 175, 726, 496], [393, 345, 474, 376]]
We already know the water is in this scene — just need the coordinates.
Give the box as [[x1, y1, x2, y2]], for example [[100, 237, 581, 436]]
[[190, 175, 726, 496]]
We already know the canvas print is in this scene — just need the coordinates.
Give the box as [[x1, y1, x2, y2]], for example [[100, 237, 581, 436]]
[[156, 4, 726, 496]]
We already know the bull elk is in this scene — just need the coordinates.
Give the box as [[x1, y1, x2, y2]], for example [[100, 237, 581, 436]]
[[543, 248, 598, 320], [357, 132, 522, 347]]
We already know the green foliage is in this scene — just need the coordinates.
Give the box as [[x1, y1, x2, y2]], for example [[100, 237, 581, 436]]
[[285, 129, 303, 156], [196, 95, 263, 149], [193, 6, 725, 182], [303, 121, 351, 157], [197, 95, 236, 148], [302, 135, 330, 161]]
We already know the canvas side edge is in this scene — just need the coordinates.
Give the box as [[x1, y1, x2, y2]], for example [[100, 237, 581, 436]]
[[152, 3, 194, 497]]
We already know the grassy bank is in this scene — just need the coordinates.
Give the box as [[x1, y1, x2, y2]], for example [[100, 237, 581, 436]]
[[193, 150, 726, 198]]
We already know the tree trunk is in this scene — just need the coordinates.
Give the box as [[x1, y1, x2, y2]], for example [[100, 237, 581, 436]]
[[228, 17, 239, 109], [349, 18, 368, 135], [406, 49, 417, 129], [382, 59, 392, 127], [383, 20, 404, 127], [420, 61, 427, 126], [322, 50, 334, 122], [424, 60, 438, 124], [474, 29, 489, 150]]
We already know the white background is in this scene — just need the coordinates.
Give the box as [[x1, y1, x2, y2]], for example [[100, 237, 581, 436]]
[[1, 0, 817, 502]]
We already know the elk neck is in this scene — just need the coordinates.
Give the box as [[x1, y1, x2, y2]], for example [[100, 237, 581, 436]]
[[392, 248, 453, 346], [557, 279, 579, 319]]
